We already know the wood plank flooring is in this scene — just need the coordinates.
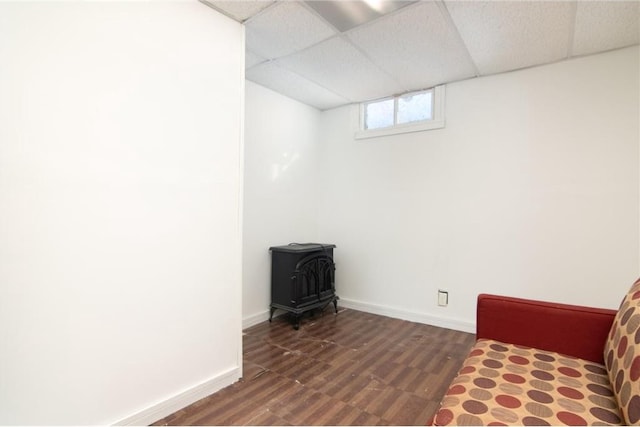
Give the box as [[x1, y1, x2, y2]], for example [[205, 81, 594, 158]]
[[153, 308, 475, 426]]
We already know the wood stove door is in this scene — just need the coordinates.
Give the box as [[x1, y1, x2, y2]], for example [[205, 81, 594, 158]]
[[317, 256, 335, 301], [293, 253, 335, 307], [293, 254, 320, 307]]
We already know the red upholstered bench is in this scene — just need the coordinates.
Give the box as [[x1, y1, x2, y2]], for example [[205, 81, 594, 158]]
[[432, 278, 640, 426]]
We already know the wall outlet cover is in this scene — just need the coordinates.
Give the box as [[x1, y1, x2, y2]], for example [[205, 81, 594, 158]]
[[438, 290, 448, 307]]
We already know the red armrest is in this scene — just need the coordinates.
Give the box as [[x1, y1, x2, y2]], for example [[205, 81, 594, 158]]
[[477, 294, 617, 364]]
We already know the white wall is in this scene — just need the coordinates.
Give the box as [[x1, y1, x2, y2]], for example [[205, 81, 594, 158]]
[[243, 81, 321, 327], [0, 2, 243, 425], [317, 46, 639, 331]]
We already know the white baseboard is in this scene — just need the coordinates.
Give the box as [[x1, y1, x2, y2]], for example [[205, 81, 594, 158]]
[[338, 298, 475, 334], [243, 309, 291, 329], [242, 310, 271, 329], [113, 303, 468, 426], [113, 366, 241, 426], [242, 302, 475, 333]]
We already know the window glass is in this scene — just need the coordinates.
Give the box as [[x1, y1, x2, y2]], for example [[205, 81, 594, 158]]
[[357, 86, 445, 139], [397, 91, 432, 124], [365, 98, 394, 130]]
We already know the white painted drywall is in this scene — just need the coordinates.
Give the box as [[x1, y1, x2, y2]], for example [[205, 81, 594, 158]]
[[316, 46, 639, 329], [243, 81, 321, 327], [0, 2, 243, 424]]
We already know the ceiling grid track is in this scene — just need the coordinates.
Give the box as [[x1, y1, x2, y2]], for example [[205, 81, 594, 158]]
[[340, 34, 411, 98], [270, 60, 355, 106], [341, 2, 430, 97], [566, 1, 579, 59], [240, 0, 279, 24], [437, 0, 480, 78], [288, 1, 420, 97]]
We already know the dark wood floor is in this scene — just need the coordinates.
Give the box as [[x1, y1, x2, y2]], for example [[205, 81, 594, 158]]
[[153, 307, 475, 426]]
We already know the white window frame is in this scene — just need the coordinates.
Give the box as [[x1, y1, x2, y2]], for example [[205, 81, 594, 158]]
[[355, 85, 446, 140]]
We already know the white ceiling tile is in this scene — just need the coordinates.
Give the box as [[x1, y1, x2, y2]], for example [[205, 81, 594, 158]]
[[445, 1, 574, 75], [348, 1, 477, 92], [246, 62, 350, 110], [572, 1, 640, 56], [278, 36, 404, 102], [245, 2, 337, 60], [204, 0, 274, 22], [219, 0, 639, 111], [246, 50, 266, 69]]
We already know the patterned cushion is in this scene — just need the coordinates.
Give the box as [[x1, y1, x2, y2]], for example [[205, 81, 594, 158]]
[[603, 278, 640, 425], [433, 339, 623, 426]]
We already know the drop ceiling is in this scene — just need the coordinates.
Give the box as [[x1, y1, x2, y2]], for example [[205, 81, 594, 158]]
[[204, 0, 640, 111]]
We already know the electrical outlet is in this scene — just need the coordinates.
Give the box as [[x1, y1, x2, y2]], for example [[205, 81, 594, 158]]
[[438, 290, 448, 307]]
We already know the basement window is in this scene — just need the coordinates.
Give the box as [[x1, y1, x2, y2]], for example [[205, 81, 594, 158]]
[[356, 85, 445, 139]]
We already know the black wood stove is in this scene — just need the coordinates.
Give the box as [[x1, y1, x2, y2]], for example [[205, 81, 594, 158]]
[[269, 243, 338, 329]]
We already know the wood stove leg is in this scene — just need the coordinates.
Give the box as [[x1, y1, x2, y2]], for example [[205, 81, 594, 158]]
[[293, 315, 300, 330], [333, 298, 338, 314], [269, 306, 275, 322]]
